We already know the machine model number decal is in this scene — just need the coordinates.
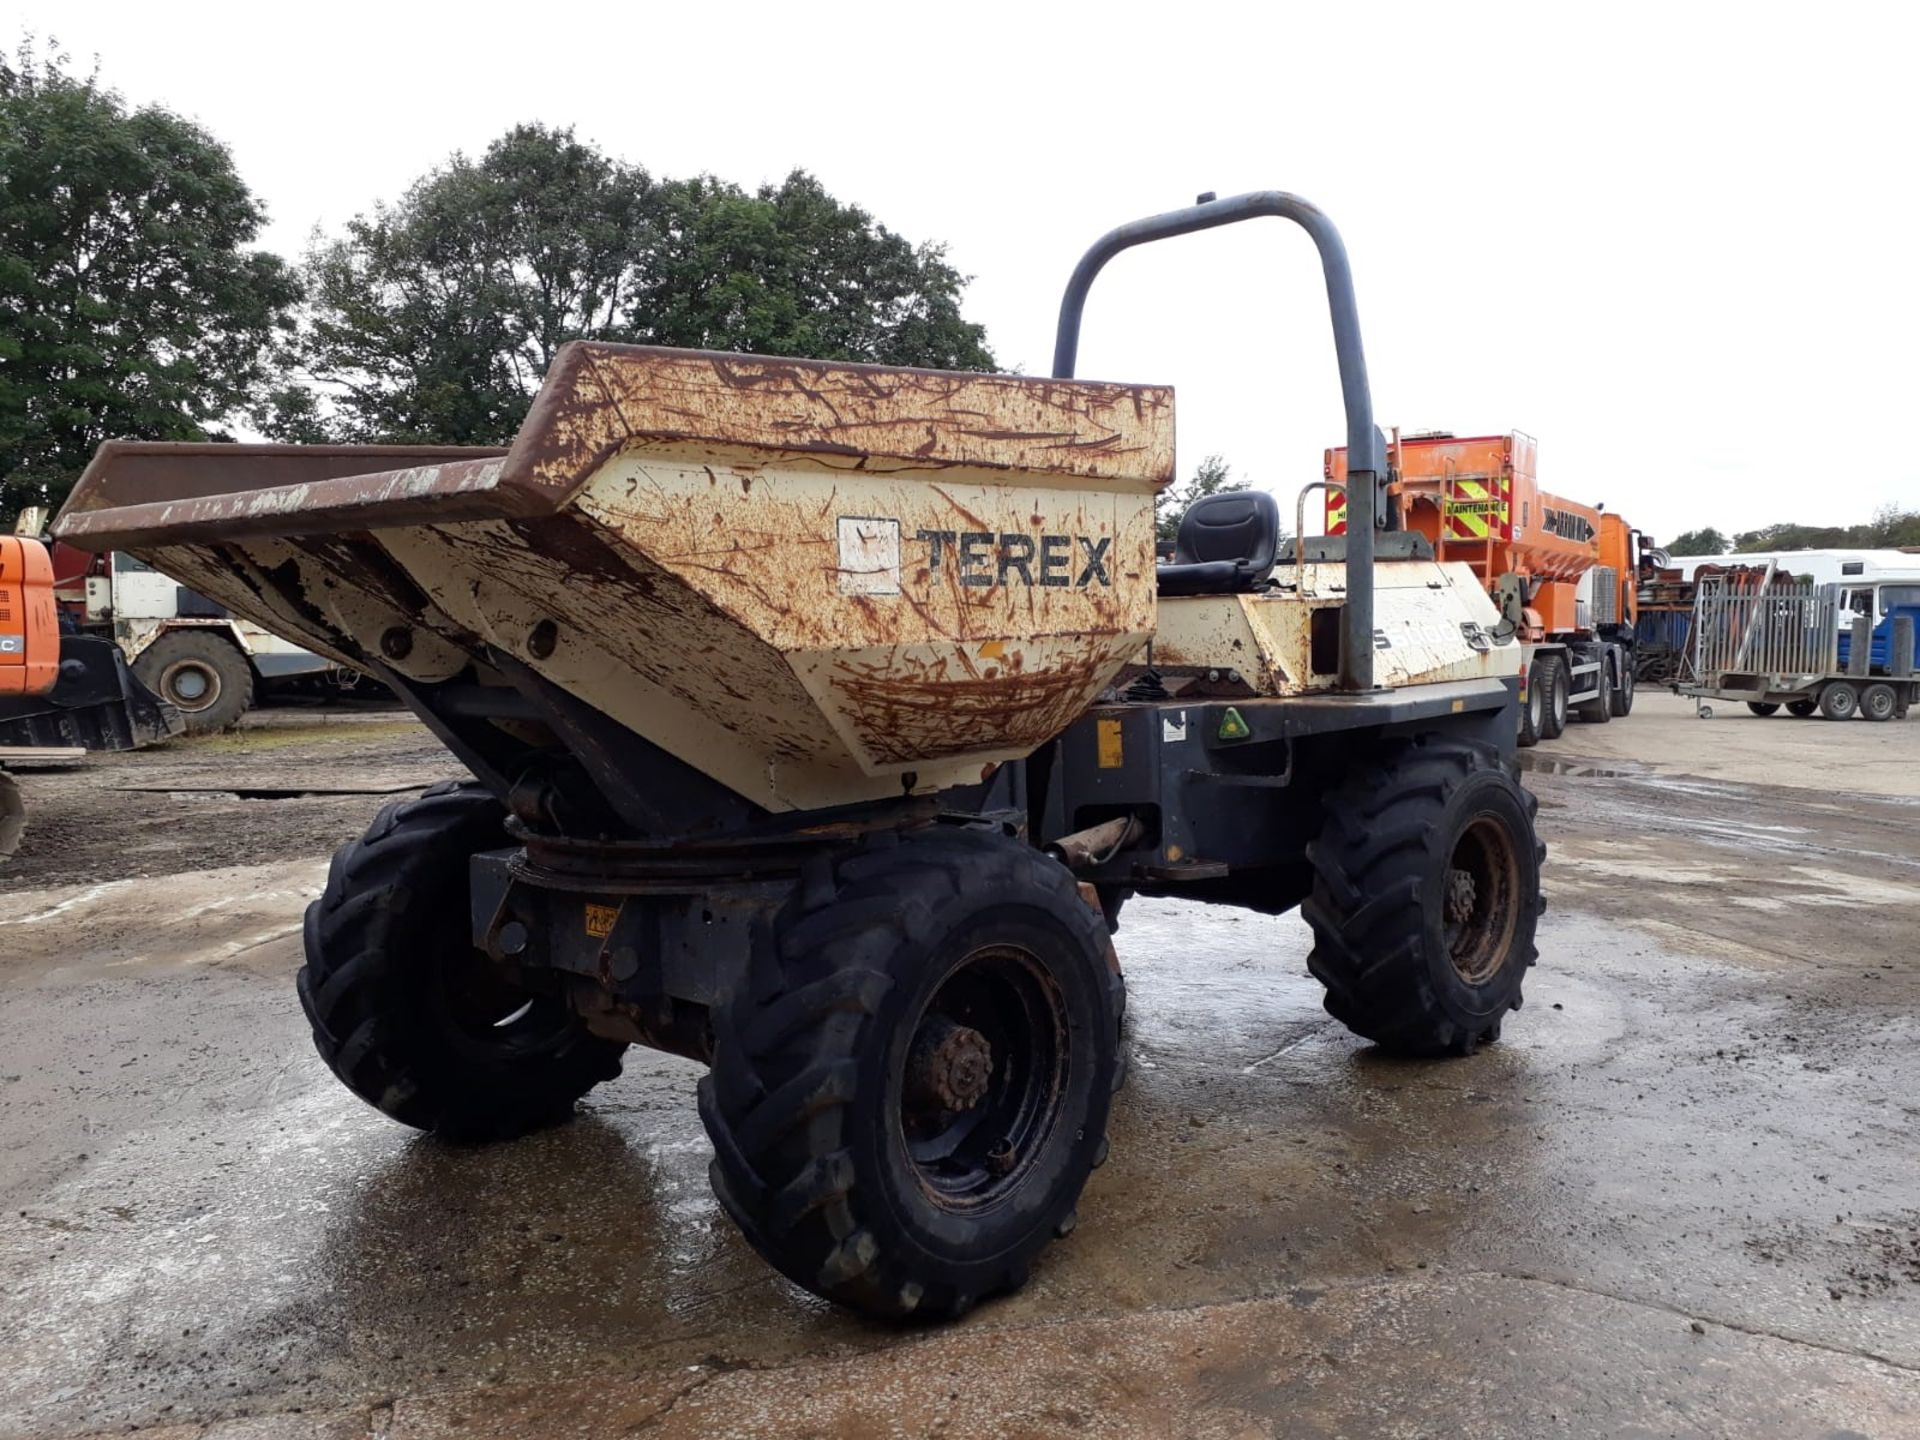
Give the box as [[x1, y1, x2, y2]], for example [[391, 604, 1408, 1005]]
[[0, 635, 21, 654]]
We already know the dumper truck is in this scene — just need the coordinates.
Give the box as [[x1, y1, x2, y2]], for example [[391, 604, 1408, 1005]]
[[53, 192, 1546, 1319], [1326, 432, 1661, 746]]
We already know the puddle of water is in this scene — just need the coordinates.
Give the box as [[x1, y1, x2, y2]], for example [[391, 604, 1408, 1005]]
[[1518, 754, 1636, 779]]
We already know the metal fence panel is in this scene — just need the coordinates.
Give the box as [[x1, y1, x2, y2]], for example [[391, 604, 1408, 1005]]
[[1689, 576, 1838, 685]]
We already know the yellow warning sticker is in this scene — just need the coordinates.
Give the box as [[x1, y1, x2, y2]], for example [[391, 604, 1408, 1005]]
[[584, 902, 619, 939], [1096, 717, 1125, 769]]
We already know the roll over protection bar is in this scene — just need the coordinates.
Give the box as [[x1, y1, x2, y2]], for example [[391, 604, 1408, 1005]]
[[1051, 191, 1387, 690]]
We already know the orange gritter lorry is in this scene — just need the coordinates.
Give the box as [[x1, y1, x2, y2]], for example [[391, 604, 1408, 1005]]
[[1328, 431, 1661, 746]]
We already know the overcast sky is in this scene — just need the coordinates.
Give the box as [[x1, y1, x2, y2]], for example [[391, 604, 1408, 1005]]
[[21, 2, 1918, 542]]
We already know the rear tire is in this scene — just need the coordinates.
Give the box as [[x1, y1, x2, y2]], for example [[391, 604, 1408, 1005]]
[[1539, 655, 1569, 740], [1786, 699, 1819, 718], [1303, 736, 1544, 1056], [1861, 683, 1897, 722], [699, 826, 1124, 1320], [1609, 655, 1635, 716], [1818, 682, 1859, 721], [1576, 659, 1613, 723], [297, 781, 625, 1140], [1747, 702, 1780, 717], [132, 630, 255, 735]]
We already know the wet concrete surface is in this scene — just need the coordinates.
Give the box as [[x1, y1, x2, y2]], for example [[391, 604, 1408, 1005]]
[[2, 696, 1918, 1436]]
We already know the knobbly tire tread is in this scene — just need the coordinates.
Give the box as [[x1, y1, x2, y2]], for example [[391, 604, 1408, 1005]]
[[1302, 735, 1544, 1056], [298, 780, 624, 1141], [698, 825, 1125, 1320]]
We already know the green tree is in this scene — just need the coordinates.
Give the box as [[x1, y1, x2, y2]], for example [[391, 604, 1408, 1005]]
[[272, 132, 995, 445], [1157, 454, 1270, 546], [268, 123, 650, 445], [632, 171, 993, 368], [1667, 526, 1732, 556], [0, 40, 299, 519], [1731, 505, 1920, 553]]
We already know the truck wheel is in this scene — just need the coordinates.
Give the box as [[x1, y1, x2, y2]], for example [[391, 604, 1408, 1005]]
[[1576, 659, 1612, 723], [1609, 658, 1635, 717], [1747, 702, 1780, 717], [1518, 665, 1544, 748], [1539, 654, 1570, 740], [132, 630, 255, 734], [1818, 682, 1859, 721], [1302, 736, 1544, 1056], [699, 826, 1124, 1320], [1786, 699, 1819, 718], [297, 782, 625, 1140], [1861, 683, 1897, 722]]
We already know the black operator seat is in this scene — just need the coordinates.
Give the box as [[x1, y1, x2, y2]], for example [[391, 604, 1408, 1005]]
[[1155, 489, 1282, 596]]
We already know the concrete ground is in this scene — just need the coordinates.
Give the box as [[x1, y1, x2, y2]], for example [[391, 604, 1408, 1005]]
[[1, 693, 1917, 1438]]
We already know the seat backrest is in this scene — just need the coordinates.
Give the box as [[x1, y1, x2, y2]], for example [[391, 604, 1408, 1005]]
[[1174, 490, 1281, 574]]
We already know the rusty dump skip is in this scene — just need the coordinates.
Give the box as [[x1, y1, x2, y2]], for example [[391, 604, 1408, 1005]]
[[56, 343, 1174, 812]]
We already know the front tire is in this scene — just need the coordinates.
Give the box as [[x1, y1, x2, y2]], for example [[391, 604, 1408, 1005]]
[[699, 826, 1124, 1320], [1518, 664, 1545, 748], [1303, 736, 1544, 1055], [132, 630, 255, 735], [298, 782, 625, 1140], [1539, 654, 1570, 740]]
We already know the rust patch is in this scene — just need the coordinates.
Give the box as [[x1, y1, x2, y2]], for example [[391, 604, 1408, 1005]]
[[826, 643, 1112, 766]]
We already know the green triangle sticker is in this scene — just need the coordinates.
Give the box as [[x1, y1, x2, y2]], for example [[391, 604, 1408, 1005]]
[[1217, 706, 1251, 742]]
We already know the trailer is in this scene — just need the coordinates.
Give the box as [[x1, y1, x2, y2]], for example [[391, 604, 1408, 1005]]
[[1678, 566, 1919, 720]]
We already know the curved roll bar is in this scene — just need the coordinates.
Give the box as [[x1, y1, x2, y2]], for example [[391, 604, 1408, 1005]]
[[1051, 191, 1386, 690]]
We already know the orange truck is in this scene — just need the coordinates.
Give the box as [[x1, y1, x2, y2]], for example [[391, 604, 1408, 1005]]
[[1327, 431, 1660, 745]]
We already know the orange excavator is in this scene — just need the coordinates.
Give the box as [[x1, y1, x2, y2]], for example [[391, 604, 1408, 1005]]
[[1327, 432, 1663, 746], [0, 514, 179, 860]]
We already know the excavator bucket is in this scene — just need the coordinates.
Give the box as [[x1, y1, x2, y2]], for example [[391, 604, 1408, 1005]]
[[55, 344, 1174, 811]]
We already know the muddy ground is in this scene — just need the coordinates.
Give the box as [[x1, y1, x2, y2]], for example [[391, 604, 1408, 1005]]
[[1, 693, 1917, 1437]]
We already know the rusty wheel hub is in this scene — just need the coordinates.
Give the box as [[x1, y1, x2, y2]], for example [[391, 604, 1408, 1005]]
[[1445, 867, 1477, 927], [1445, 814, 1520, 986], [907, 1015, 994, 1111]]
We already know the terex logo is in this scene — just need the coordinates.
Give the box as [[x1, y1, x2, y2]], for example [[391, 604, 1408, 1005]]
[[917, 530, 1112, 589], [1540, 506, 1595, 545]]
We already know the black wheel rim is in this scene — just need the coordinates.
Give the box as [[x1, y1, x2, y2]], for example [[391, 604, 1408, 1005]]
[[1444, 814, 1520, 986], [432, 947, 575, 1061], [898, 944, 1068, 1211]]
